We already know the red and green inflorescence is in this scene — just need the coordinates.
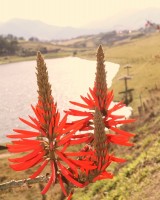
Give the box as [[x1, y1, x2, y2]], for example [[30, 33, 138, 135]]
[[7, 46, 135, 199]]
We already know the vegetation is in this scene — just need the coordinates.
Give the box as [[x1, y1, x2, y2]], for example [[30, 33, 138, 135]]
[[0, 35, 18, 56], [0, 34, 77, 64]]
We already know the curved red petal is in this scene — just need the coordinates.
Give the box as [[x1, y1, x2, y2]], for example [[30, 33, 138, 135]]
[[19, 118, 39, 130], [9, 146, 43, 163], [10, 152, 44, 171], [41, 172, 53, 194], [58, 174, 67, 196], [30, 159, 49, 179]]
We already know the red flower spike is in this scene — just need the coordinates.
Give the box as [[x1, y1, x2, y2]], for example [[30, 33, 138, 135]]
[[8, 102, 90, 196], [9, 52, 101, 198]]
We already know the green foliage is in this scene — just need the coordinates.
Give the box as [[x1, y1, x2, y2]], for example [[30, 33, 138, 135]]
[[0, 35, 18, 56]]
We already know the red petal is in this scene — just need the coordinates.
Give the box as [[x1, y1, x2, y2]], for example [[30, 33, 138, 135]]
[[13, 129, 40, 136], [66, 109, 91, 117], [58, 174, 67, 196], [110, 127, 135, 137], [51, 161, 56, 184], [93, 171, 113, 182], [55, 112, 60, 127], [7, 134, 39, 139], [57, 122, 83, 145], [10, 152, 44, 171], [7, 144, 40, 153], [30, 159, 49, 179], [108, 102, 124, 114], [41, 172, 53, 194], [31, 105, 45, 124], [110, 155, 126, 163], [65, 151, 94, 157], [80, 95, 94, 108], [19, 118, 39, 130], [105, 91, 113, 109], [56, 151, 78, 177], [9, 146, 43, 163], [101, 160, 112, 171], [12, 139, 41, 146], [28, 116, 40, 128], [49, 120, 53, 136], [58, 162, 85, 188], [67, 190, 74, 200], [89, 88, 99, 108], [107, 134, 133, 146], [70, 101, 90, 109], [69, 159, 96, 170], [56, 114, 68, 131]]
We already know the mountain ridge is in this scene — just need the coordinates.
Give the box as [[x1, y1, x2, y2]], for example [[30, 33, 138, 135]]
[[0, 7, 160, 40]]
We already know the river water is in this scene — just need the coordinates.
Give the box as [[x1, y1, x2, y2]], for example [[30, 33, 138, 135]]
[[0, 57, 132, 143]]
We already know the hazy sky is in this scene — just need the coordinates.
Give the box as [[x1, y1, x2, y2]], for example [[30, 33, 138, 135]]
[[1, 0, 160, 27]]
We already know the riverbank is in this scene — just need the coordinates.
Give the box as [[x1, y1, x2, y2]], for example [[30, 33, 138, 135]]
[[0, 51, 72, 65]]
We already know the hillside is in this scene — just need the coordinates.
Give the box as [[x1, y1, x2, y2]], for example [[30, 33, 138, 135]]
[[0, 19, 92, 40], [77, 32, 160, 112]]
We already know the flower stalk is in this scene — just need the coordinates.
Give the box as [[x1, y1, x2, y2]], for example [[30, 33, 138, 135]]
[[94, 45, 107, 113]]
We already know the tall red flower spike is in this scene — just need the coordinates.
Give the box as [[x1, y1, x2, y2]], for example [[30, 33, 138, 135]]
[[66, 45, 135, 147], [64, 45, 135, 187], [7, 52, 96, 199]]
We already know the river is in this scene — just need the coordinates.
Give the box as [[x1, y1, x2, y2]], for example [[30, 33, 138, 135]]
[[0, 57, 132, 143]]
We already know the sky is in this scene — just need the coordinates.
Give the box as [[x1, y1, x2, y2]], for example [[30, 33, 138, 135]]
[[1, 0, 160, 27]]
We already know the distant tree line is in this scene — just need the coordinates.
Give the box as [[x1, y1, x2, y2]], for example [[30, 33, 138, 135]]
[[0, 34, 19, 56], [0, 34, 50, 57]]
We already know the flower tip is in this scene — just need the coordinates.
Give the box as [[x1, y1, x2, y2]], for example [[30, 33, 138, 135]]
[[37, 51, 44, 61], [37, 51, 42, 57], [97, 44, 103, 53]]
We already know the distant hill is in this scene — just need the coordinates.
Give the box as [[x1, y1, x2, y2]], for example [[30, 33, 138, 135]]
[[86, 7, 160, 31], [0, 8, 160, 40], [0, 19, 95, 40]]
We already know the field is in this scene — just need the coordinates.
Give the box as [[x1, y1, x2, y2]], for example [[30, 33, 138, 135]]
[[0, 32, 160, 200]]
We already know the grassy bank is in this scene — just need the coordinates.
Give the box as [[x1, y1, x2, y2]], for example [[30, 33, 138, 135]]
[[0, 51, 72, 65]]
